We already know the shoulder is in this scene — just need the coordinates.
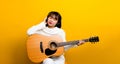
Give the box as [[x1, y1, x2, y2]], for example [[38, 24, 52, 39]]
[[60, 28, 65, 32], [59, 28, 66, 35]]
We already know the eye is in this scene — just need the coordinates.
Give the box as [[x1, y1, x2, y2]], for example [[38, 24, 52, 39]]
[[49, 17, 52, 19], [53, 18, 57, 21]]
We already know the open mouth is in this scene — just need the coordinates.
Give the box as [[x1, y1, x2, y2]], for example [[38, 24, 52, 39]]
[[49, 22, 53, 24]]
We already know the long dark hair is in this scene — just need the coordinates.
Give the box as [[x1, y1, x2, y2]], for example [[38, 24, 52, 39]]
[[46, 11, 62, 28]]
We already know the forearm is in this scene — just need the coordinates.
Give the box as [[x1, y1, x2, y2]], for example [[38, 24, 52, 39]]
[[64, 45, 78, 51], [27, 21, 46, 35]]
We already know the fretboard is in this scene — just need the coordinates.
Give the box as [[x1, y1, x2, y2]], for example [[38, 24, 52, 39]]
[[57, 39, 89, 47]]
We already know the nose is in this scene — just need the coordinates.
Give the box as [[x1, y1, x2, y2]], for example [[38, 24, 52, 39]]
[[49, 19, 54, 22]]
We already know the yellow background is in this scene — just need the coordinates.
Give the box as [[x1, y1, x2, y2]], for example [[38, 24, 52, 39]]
[[0, 0, 120, 64]]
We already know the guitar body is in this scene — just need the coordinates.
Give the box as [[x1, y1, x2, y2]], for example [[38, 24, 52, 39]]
[[27, 34, 64, 63]]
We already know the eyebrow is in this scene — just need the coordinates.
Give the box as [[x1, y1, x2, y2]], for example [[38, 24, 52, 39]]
[[49, 15, 58, 20]]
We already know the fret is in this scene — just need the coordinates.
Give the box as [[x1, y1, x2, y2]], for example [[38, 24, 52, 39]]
[[57, 40, 79, 47], [51, 36, 99, 47]]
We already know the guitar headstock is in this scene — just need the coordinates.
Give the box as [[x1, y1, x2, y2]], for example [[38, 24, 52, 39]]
[[89, 36, 99, 43]]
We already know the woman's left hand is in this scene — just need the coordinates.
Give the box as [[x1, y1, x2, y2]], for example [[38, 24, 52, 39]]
[[77, 40, 85, 46]]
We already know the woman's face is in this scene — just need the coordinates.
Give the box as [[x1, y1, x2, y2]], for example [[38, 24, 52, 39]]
[[47, 15, 58, 28]]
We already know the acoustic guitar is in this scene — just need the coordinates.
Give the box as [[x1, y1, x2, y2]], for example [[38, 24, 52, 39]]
[[26, 34, 99, 63]]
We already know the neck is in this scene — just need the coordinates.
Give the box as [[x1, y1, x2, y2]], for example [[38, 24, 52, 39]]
[[48, 26, 55, 28]]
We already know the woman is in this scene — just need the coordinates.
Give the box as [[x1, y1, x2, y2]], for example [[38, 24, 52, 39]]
[[27, 11, 84, 64]]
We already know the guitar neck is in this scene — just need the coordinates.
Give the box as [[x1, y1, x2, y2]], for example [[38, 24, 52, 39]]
[[57, 39, 89, 47]]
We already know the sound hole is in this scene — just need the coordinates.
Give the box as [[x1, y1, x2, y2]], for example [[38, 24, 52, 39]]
[[45, 42, 58, 56], [49, 42, 58, 50]]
